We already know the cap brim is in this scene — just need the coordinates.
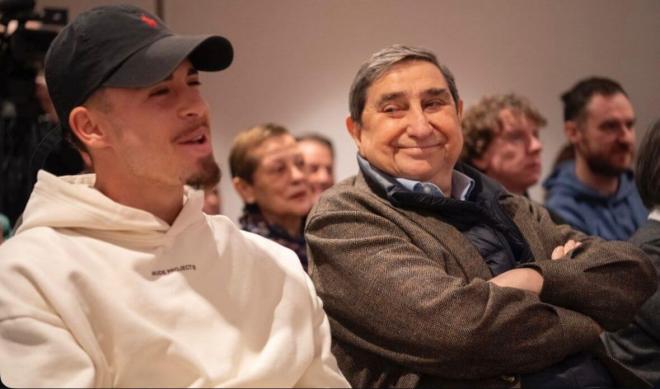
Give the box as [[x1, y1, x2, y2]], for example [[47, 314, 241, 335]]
[[103, 34, 233, 88]]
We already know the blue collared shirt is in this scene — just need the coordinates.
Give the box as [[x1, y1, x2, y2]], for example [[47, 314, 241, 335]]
[[357, 155, 475, 201]]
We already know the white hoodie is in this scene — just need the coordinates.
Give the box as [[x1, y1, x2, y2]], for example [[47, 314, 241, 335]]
[[0, 171, 349, 388]]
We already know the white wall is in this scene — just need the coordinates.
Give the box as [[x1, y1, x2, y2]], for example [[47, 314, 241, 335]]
[[39, 0, 660, 223]]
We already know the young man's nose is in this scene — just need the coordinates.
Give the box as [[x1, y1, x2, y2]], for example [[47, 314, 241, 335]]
[[619, 126, 635, 145], [528, 135, 543, 154], [178, 88, 208, 118]]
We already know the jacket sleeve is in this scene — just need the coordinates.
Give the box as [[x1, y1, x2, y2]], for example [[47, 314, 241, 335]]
[[519, 199, 658, 331], [294, 275, 351, 388], [305, 196, 602, 379]]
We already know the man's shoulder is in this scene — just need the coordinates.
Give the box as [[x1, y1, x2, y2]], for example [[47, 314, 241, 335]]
[[310, 173, 389, 218], [212, 217, 308, 277], [0, 226, 70, 265]]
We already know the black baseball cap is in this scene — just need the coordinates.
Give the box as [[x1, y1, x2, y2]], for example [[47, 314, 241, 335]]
[[45, 4, 233, 131]]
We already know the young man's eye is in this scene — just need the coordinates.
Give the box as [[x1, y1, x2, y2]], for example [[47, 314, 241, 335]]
[[149, 88, 168, 97], [189, 79, 201, 86]]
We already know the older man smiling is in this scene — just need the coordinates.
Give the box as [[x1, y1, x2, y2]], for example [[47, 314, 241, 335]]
[[305, 44, 656, 389]]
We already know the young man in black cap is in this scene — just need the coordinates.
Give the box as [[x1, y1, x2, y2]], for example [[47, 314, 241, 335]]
[[0, 5, 348, 388]]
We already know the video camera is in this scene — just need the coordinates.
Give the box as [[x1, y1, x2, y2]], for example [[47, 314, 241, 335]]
[[1, 0, 74, 228], [0, 0, 67, 115]]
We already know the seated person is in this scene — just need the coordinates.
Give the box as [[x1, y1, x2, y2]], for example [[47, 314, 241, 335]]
[[461, 93, 545, 197], [230, 123, 313, 270], [603, 119, 660, 385], [0, 5, 348, 387], [201, 183, 222, 215], [544, 77, 647, 239], [187, 170, 222, 215], [297, 133, 336, 204], [305, 44, 656, 388]]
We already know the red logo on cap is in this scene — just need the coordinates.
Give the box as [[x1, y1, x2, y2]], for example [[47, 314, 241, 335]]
[[140, 14, 158, 28]]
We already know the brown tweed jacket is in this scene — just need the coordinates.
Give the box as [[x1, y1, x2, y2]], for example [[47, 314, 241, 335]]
[[305, 171, 656, 388]]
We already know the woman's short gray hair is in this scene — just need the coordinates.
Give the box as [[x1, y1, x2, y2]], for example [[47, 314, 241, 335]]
[[348, 44, 460, 125]]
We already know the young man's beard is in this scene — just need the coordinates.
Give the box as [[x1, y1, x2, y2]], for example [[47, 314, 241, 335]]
[[187, 155, 221, 188], [585, 156, 625, 177], [584, 147, 633, 178]]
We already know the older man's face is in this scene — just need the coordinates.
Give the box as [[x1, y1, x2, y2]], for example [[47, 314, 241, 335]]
[[348, 60, 463, 191]]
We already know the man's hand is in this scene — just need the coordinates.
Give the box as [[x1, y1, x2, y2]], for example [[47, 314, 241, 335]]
[[551, 239, 581, 260], [488, 268, 544, 295]]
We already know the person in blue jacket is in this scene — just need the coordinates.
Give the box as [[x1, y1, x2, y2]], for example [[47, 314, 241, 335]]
[[544, 77, 647, 240]]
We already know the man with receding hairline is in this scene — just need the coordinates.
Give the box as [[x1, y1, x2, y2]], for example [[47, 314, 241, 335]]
[[305, 44, 655, 388]]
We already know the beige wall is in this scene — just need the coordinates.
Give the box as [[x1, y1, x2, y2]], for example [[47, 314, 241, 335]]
[[39, 0, 660, 223]]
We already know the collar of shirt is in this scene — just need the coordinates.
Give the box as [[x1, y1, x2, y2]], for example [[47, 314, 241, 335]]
[[357, 154, 475, 201]]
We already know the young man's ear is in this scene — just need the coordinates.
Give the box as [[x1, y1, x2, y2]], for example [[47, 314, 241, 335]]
[[232, 177, 256, 204], [69, 106, 107, 150], [564, 120, 580, 144], [346, 116, 363, 154]]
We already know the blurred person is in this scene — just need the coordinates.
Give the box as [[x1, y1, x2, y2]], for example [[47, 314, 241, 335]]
[[461, 93, 544, 196], [188, 182, 222, 215], [201, 183, 222, 214], [297, 133, 335, 203], [187, 163, 222, 215], [602, 118, 660, 385], [230, 123, 313, 270], [0, 5, 348, 388], [544, 77, 647, 239], [305, 44, 655, 388], [1, 67, 85, 227]]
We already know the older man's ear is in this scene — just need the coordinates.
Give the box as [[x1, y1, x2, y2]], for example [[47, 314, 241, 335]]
[[346, 115, 363, 154]]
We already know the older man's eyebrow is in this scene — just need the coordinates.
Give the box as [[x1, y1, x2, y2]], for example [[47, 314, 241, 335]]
[[423, 88, 450, 98]]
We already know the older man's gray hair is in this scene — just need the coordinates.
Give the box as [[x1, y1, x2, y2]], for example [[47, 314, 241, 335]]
[[348, 44, 460, 125]]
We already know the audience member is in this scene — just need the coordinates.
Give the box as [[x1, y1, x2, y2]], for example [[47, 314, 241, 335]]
[[602, 118, 660, 385], [305, 44, 655, 388], [297, 133, 335, 203], [202, 183, 222, 214], [187, 164, 222, 215], [0, 5, 348, 387], [461, 93, 544, 196], [230, 123, 313, 269], [544, 77, 647, 239]]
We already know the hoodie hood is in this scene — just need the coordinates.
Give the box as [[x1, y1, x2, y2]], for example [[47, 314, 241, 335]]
[[543, 161, 638, 204], [16, 170, 204, 247]]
